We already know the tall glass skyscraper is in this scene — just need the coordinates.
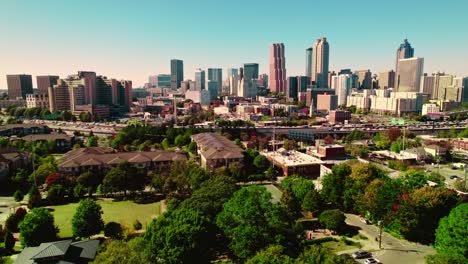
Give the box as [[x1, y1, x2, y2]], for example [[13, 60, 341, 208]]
[[195, 69, 205, 90], [208, 68, 222, 92], [312, 38, 330, 88], [243, 63, 259, 81], [306, 47, 313, 80], [395, 39, 414, 86], [171, 59, 184, 89]]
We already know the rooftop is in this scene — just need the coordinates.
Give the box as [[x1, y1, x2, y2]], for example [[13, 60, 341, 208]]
[[192, 133, 244, 160], [264, 148, 324, 167]]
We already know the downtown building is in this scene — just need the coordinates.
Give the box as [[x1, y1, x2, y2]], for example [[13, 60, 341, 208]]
[[379, 70, 395, 89], [37, 75, 59, 95], [311, 38, 330, 88], [171, 59, 184, 90], [355, 70, 372, 89], [395, 39, 414, 87], [331, 74, 352, 106], [6, 74, 33, 99], [269, 43, 287, 93], [194, 69, 205, 91], [238, 63, 259, 99], [396, 57, 424, 93], [207, 68, 222, 93]]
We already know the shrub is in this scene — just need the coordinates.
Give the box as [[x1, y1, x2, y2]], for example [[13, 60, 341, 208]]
[[5, 214, 20, 233], [46, 184, 67, 205], [104, 222, 123, 239], [4, 231, 15, 252], [13, 190, 24, 202], [133, 219, 142, 231], [15, 207, 27, 221]]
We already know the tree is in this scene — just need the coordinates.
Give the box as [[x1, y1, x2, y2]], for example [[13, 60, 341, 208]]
[[29, 162, 57, 185], [13, 190, 24, 202], [246, 245, 294, 264], [91, 237, 149, 264], [19, 208, 58, 247], [280, 187, 301, 221], [280, 176, 315, 202], [432, 203, 468, 262], [144, 209, 212, 263], [358, 179, 401, 221], [253, 155, 269, 172], [161, 138, 170, 150], [5, 214, 20, 233], [4, 231, 15, 253], [72, 199, 104, 238], [319, 209, 346, 234], [77, 171, 101, 196], [28, 185, 42, 209], [46, 184, 67, 205], [104, 222, 123, 239], [302, 189, 322, 216], [87, 136, 98, 147], [104, 162, 146, 196], [320, 163, 352, 207], [296, 245, 355, 264], [188, 141, 197, 154], [45, 173, 67, 187], [216, 186, 290, 259]]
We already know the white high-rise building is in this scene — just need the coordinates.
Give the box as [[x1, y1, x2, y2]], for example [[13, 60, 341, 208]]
[[194, 69, 205, 91], [396, 57, 424, 93], [331, 74, 352, 106], [312, 37, 330, 88]]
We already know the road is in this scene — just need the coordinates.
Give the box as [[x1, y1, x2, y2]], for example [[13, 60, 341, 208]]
[[426, 164, 467, 189], [343, 214, 434, 264]]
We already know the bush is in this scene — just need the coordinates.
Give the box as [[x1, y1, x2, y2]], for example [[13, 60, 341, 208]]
[[104, 222, 123, 239], [15, 207, 27, 221], [4, 231, 15, 252], [133, 219, 142, 231], [74, 184, 86, 199], [303, 236, 338, 246], [28, 186, 42, 209], [319, 209, 346, 234], [13, 190, 24, 202], [5, 214, 20, 233], [46, 184, 66, 205]]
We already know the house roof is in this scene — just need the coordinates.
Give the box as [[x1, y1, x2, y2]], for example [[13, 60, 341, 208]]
[[22, 133, 72, 142], [192, 133, 243, 160]]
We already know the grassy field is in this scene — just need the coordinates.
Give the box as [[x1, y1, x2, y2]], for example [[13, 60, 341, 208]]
[[263, 184, 283, 203], [321, 240, 359, 252], [50, 200, 161, 238]]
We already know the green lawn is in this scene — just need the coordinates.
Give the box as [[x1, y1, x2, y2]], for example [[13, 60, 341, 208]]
[[321, 240, 359, 253], [50, 200, 161, 238], [264, 184, 283, 203]]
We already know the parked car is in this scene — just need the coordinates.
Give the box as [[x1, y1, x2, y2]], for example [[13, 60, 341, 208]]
[[365, 258, 382, 264], [352, 250, 372, 259], [450, 175, 461, 180]]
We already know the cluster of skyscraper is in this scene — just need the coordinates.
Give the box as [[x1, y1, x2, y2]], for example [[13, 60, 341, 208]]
[[6, 72, 132, 118]]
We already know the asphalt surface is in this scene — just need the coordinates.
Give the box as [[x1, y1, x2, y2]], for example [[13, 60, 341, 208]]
[[343, 214, 435, 264]]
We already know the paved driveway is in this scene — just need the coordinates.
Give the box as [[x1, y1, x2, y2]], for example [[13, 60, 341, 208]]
[[0, 196, 18, 224], [343, 214, 435, 264]]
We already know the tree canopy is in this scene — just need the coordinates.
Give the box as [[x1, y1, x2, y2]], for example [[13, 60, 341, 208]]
[[72, 199, 104, 238], [19, 208, 58, 247]]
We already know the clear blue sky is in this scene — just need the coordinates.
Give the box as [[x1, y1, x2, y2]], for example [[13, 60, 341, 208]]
[[1, 0, 467, 88]]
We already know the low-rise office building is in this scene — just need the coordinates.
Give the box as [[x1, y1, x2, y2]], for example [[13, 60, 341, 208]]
[[263, 148, 324, 178]]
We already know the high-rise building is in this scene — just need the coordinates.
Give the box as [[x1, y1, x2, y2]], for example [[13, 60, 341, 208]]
[[48, 80, 70, 112], [269, 43, 287, 93], [194, 69, 205, 91], [6, 74, 33, 99], [37, 75, 59, 95], [227, 68, 239, 80], [331, 74, 352, 106], [229, 75, 239, 95], [297, 76, 310, 93], [420, 74, 436, 96], [243, 63, 259, 81], [148, 75, 158, 87], [95, 76, 113, 106], [379, 70, 395, 89], [355, 70, 372, 89], [157, 74, 171, 88], [328, 71, 336, 89], [312, 37, 330, 88], [207, 81, 219, 100], [171, 59, 184, 89], [257, 73, 268, 88], [316, 94, 338, 112], [238, 79, 258, 98], [396, 57, 424, 93], [77, 71, 97, 105], [208, 68, 222, 92], [395, 39, 414, 86], [287, 77, 298, 100], [306, 47, 313, 79]]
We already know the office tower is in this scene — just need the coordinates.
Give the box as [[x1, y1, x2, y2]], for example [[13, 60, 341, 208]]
[[306, 47, 313, 79], [148, 75, 158, 87], [121, 80, 133, 109], [460, 77, 468, 103], [328, 71, 336, 88], [37, 75, 59, 95], [339, 69, 352, 75], [229, 75, 239, 95], [379, 70, 395, 89], [95, 76, 113, 106], [395, 39, 414, 87], [77, 71, 97, 105], [105, 78, 120, 105], [239, 67, 244, 80], [355, 70, 372, 89], [157, 74, 171, 88], [420, 74, 435, 96], [269, 43, 287, 93], [208, 68, 222, 92], [171, 59, 184, 89], [63, 75, 86, 110], [316, 94, 338, 112], [331, 74, 352, 106], [396, 57, 424, 93], [238, 78, 258, 98], [312, 37, 330, 88], [194, 69, 205, 91], [243, 63, 259, 81], [207, 81, 219, 100], [298, 76, 310, 93], [181, 80, 191, 91], [431, 72, 445, 99], [48, 80, 71, 111], [6, 74, 33, 99], [287, 77, 298, 100], [258, 73, 268, 88], [227, 68, 239, 80]]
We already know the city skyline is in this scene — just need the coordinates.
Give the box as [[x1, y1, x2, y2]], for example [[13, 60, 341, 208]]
[[1, 0, 468, 88]]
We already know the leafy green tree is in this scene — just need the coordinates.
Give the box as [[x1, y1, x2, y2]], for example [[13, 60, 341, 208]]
[[302, 189, 323, 216], [319, 209, 346, 234], [13, 190, 24, 202], [104, 222, 123, 239], [5, 214, 20, 233], [253, 155, 270, 172], [87, 136, 98, 147], [103, 162, 146, 196], [72, 199, 104, 238], [77, 171, 101, 196], [4, 231, 15, 253], [92, 237, 150, 264], [188, 141, 197, 154], [296, 245, 355, 264], [19, 208, 58, 247], [246, 245, 294, 264], [280, 175, 314, 202], [321, 163, 351, 207], [216, 186, 290, 259], [280, 186, 301, 221], [46, 184, 67, 205], [145, 209, 212, 263], [432, 203, 468, 263], [29, 162, 57, 185], [358, 179, 401, 221], [28, 185, 42, 209], [161, 138, 170, 150]]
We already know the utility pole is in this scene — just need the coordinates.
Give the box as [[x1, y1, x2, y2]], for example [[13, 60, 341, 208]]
[[378, 220, 383, 249]]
